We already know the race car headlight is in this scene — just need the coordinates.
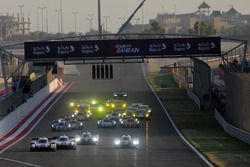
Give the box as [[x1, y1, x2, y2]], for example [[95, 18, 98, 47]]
[[51, 124, 54, 128], [123, 112, 127, 116], [31, 143, 36, 147], [122, 104, 127, 108], [75, 137, 81, 142], [120, 121, 123, 124], [87, 114, 90, 118], [111, 104, 115, 108], [146, 114, 149, 118], [148, 109, 151, 113], [114, 94, 118, 97], [75, 110, 79, 114], [80, 122, 83, 126], [72, 114, 75, 118], [98, 106, 104, 112], [106, 103, 110, 107], [97, 121, 100, 124], [91, 100, 97, 105], [137, 121, 140, 124], [114, 140, 120, 145], [71, 142, 75, 145], [68, 124, 71, 128], [93, 137, 98, 142], [133, 140, 139, 145], [70, 102, 74, 107], [113, 121, 116, 124], [132, 114, 136, 117]]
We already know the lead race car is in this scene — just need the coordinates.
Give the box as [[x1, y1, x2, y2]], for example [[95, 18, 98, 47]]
[[75, 131, 99, 145], [114, 134, 139, 148], [55, 135, 77, 150], [30, 137, 57, 152]]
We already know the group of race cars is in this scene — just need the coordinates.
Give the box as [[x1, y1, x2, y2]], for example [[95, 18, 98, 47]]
[[30, 91, 151, 151]]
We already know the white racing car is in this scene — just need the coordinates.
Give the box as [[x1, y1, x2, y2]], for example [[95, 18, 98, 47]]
[[75, 131, 99, 145], [97, 118, 117, 128], [30, 137, 57, 152], [55, 135, 77, 150], [114, 134, 139, 148]]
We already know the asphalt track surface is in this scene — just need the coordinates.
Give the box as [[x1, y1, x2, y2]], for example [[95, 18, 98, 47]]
[[0, 64, 207, 167]]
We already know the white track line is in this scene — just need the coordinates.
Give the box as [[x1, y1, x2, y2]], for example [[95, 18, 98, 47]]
[[0, 157, 43, 167], [141, 63, 214, 167]]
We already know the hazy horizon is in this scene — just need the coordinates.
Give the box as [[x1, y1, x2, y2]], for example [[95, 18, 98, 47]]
[[0, 0, 249, 33]]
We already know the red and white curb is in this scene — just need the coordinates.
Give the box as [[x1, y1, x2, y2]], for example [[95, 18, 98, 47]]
[[0, 82, 72, 153]]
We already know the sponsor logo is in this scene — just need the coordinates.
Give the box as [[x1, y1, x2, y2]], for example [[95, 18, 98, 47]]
[[32, 46, 50, 55], [149, 43, 167, 52], [173, 43, 191, 52], [82, 44, 99, 54], [198, 42, 216, 51], [57, 45, 75, 55], [115, 44, 140, 54]]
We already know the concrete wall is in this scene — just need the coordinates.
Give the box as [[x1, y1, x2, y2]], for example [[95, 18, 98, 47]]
[[224, 70, 250, 132], [193, 59, 212, 111], [0, 71, 54, 118]]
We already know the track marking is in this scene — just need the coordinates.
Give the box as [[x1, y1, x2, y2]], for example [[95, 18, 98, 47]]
[[141, 63, 214, 167], [0, 157, 42, 167]]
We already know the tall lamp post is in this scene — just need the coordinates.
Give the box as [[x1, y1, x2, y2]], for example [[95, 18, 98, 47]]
[[103, 16, 110, 32], [88, 14, 94, 31], [72, 11, 79, 34], [56, 9, 61, 33]]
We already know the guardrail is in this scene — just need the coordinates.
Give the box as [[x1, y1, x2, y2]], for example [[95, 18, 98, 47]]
[[185, 87, 201, 110], [215, 109, 250, 144]]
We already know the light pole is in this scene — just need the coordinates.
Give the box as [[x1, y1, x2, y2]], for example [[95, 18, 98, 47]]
[[60, 0, 63, 34], [118, 16, 125, 27], [72, 11, 79, 34], [37, 7, 40, 31], [17, 5, 24, 22], [103, 16, 110, 32], [39, 7, 46, 33], [88, 14, 94, 31], [17, 5, 24, 34], [97, 0, 102, 35], [46, 7, 48, 33], [56, 9, 61, 33]]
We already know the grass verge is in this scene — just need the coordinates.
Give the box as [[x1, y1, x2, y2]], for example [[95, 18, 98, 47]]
[[147, 72, 250, 167]]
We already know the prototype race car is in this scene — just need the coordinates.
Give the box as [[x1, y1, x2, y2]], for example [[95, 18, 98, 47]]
[[51, 120, 71, 131], [30, 137, 57, 152], [97, 118, 117, 128], [114, 134, 139, 148], [120, 117, 140, 128], [105, 112, 120, 122], [56, 135, 77, 150], [113, 91, 128, 101], [68, 119, 83, 130], [106, 99, 127, 109], [75, 131, 99, 145], [71, 112, 91, 121]]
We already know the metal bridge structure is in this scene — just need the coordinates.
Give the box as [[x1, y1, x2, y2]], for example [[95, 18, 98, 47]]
[[0, 33, 248, 99]]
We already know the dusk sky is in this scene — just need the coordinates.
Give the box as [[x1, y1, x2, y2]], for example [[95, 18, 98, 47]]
[[0, 0, 249, 33]]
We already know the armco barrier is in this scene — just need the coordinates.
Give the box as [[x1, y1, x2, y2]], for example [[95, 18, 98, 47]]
[[173, 73, 201, 110], [0, 78, 62, 137], [185, 87, 201, 110], [215, 109, 250, 144]]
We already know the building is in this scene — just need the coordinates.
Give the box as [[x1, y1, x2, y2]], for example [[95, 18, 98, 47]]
[[154, 1, 250, 34], [0, 13, 31, 40]]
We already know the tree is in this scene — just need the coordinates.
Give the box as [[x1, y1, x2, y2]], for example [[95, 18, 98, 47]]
[[144, 20, 165, 34], [191, 21, 216, 36]]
